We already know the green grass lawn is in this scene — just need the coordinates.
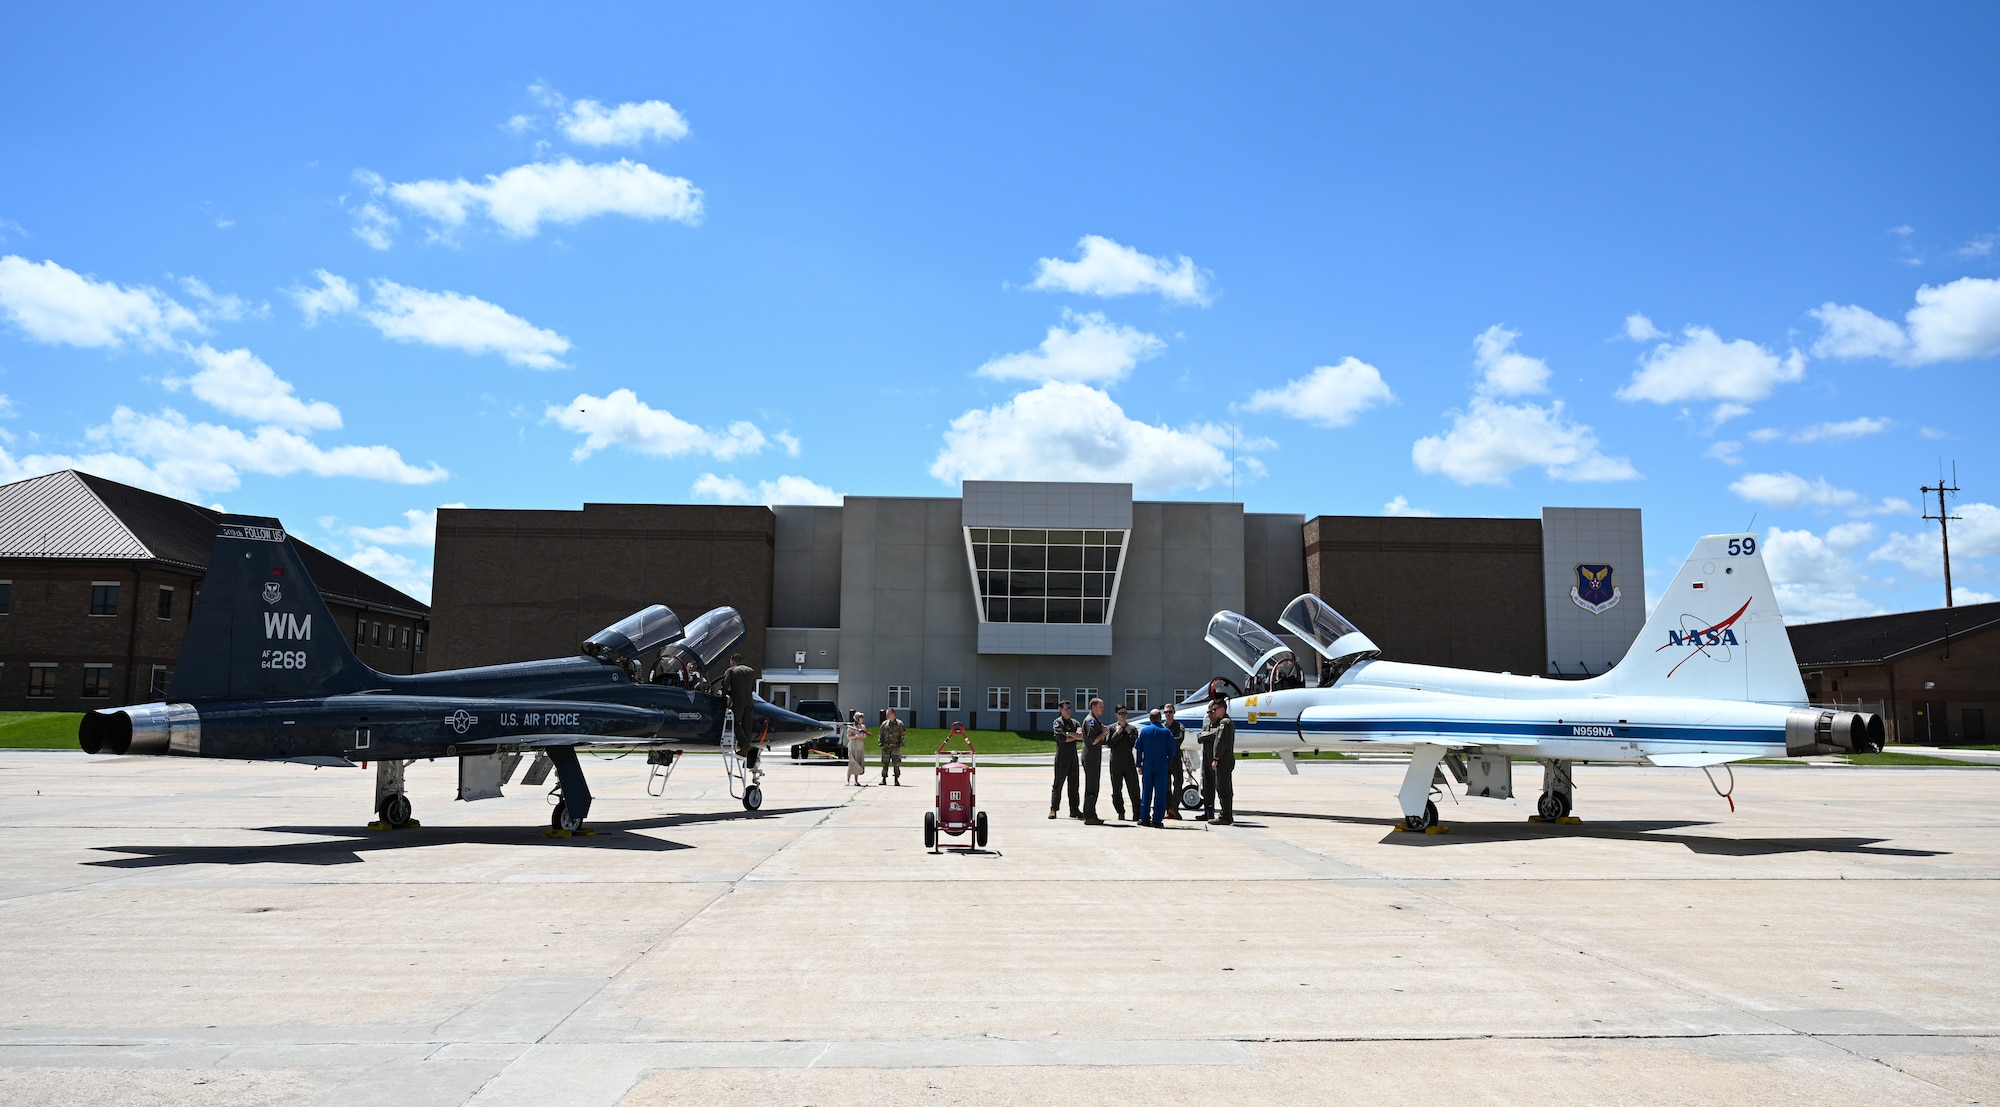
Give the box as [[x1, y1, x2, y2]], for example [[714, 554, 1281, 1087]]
[[0, 712, 82, 749], [1845, 750, 1996, 767]]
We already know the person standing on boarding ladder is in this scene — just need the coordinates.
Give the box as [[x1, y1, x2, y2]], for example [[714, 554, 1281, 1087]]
[[1079, 697, 1108, 825], [1161, 701, 1188, 820], [1201, 697, 1236, 825], [878, 706, 906, 785], [723, 653, 761, 769], [1107, 705, 1141, 821], [1049, 701, 1083, 819]]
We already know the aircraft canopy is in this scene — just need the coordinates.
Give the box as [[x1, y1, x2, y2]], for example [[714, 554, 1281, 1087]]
[[583, 604, 684, 665], [1205, 610, 1296, 677], [1278, 593, 1381, 667], [661, 606, 748, 676]]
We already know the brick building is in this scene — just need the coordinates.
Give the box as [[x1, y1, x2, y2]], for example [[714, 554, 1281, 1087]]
[[0, 470, 429, 711], [1788, 602, 2000, 746]]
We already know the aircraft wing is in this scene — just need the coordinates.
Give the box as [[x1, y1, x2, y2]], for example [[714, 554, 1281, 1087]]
[[1643, 752, 1759, 767]]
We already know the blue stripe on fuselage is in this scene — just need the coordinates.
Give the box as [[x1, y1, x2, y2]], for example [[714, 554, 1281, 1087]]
[[1243, 716, 1779, 746]]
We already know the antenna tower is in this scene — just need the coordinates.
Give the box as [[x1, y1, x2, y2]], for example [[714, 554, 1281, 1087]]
[[1921, 463, 1962, 608]]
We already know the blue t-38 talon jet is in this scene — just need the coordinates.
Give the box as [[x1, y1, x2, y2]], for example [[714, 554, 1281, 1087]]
[[1186, 533, 1886, 831], [77, 515, 835, 835]]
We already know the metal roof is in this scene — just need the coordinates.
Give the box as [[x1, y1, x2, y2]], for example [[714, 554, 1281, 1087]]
[[1788, 601, 2000, 666], [0, 470, 153, 561], [0, 469, 429, 616]]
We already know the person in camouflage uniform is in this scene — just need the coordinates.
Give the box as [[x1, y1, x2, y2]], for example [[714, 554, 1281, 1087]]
[[878, 706, 907, 785]]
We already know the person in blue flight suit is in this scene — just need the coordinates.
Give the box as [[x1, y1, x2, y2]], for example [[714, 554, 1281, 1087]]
[[1135, 708, 1176, 828]]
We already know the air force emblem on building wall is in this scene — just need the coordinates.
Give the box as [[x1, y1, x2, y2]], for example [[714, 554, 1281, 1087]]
[[262, 581, 282, 605], [1570, 564, 1620, 615]]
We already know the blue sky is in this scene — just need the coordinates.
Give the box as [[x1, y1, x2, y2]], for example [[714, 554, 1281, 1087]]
[[2, 3, 1997, 617]]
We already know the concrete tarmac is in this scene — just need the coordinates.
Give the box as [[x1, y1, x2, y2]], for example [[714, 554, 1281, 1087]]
[[1, 750, 1997, 1105]]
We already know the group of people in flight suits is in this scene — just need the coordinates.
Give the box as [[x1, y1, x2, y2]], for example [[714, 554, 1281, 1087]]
[[1048, 696, 1235, 827]]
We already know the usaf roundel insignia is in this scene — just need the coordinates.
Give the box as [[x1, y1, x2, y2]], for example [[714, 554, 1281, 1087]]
[[262, 581, 283, 605], [1571, 563, 1620, 615]]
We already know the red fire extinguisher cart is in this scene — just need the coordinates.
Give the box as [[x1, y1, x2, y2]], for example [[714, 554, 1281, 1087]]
[[926, 723, 989, 851]]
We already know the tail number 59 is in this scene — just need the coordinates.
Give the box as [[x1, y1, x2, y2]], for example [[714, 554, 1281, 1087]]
[[1727, 537, 1757, 556]]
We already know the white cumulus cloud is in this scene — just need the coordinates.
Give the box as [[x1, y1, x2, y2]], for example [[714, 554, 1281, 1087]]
[[1871, 502, 2000, 574], [548, 389, 767, 462], [1412, 327, 1636, 486], [1624, 313, 1666, 341], [1241, 357, 1395, 427], [1810, 277, 2000, 366], [178, 277, 263, 322], [691, 473, 841, 506], [1383, 495, 1439, 517], [289, 270, 361, 326], [377, 158, 702, 240], [165, 345, 342, 431], [364, 280, 571, 369], [1762, 525, 1884, 622], [1027, 235, 1211, 306], [562, 98, 690, 146], [0, 255, 201, 348], [347, 504, 465, 547], [976, 310, 1164, 384], [1617, 325, 1806, 418], [1728, 471, 1913, 516], [930, 381, 1239, 494]]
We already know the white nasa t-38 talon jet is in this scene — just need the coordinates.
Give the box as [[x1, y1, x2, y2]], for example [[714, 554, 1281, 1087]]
[[1190, 533, 1886, 831]]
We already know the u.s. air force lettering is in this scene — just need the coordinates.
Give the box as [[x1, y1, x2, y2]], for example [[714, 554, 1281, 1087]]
[[1570, 563, 1621, 614]]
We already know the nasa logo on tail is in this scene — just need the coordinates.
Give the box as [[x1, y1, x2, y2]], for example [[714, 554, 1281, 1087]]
[[1570, 564, 1620, 614], [1655, 597, 1753, 677]]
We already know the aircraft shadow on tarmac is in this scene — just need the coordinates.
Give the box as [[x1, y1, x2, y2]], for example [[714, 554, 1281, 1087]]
[[1234, 810, 1948, 858], [83, 805, 835, 869]]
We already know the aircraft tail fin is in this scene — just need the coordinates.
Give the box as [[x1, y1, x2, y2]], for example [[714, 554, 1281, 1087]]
[[1600, 533, 1807, 705], [167, 516, 379, 702]]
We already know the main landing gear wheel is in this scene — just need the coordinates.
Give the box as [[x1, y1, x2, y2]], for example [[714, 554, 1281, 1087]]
[[1180, 785, 1203, 811], [1404, 800, 1439, 832], [551, 800, 583, 833], [974, 809, 989, 849], [1537, 791, 1572, 821], [380, 793, 413, 828], [924, 810, 938, 849], [743, 784, 763, 812]]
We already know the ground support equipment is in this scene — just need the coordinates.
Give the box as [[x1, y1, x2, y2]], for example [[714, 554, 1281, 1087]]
[[926, 723, 988, 852]]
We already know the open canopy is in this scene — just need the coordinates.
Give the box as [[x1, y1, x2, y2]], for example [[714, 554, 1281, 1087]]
[[1278, 593, 1380, 668], [1204, 610, 1296, 678], [582, 604, 684, 665]]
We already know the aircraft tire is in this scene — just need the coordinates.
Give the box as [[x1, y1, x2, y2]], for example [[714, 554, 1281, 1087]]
[[1405, 800, 1438, 831], [382, 793, 413, 828], [743, 785, 763, 811], [1537, 791, 1571, 821], [1180, 785, 1202, 810], [924, 810, 938, 849], [974, 810, 989, 849], [551, 801, 583, 833]]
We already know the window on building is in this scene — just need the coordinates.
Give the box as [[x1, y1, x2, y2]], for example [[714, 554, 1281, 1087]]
[[1124, 689, 1149, 712], [966, 527, 1129, 625], [370, 621, 381, 646], [937, 686, 961, 711], [1027, 687, 1060, 711], [1172, 689, 1197, 706], [886, 685, 911, 710], [156, 586, 173, 620], [356, 617, 366, 644], [414, 629, 424, 653], [0, 580, 11, 615], [150, 665, 172, 699], [89, 582, 120, 617], [987, 686, 1011, 711], [1075, 687, 1098, 710], [82, 664, 112, 698], [399, 626, 409, 649], [27, 664, 56, 698]]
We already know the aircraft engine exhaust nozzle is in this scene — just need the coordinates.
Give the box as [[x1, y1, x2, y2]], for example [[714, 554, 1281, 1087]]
[[78, 703, 200, 757], [1785, 709, 1884, 757]]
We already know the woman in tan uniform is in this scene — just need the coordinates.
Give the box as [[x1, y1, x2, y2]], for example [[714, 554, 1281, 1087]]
[[845, 711, 869, 786]]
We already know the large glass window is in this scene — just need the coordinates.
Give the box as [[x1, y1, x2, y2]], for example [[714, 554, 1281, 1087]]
[[1124, 689, 1149, 712], [937, 686, 961, 711], [987, 686, 1011, 711], [82, 664, 112, 698], [886, 685, 911, 710], [968, 527, 1126, 624], [1026, 687, 1061, 711], [89, 583, 119, 617]]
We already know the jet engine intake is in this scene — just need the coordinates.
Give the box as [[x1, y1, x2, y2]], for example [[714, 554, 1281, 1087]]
[[1832, 711, 1886, 755], [79, 702, 201, 757]]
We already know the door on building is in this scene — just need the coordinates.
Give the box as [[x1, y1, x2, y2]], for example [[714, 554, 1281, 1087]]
[[1913, 701, 1950, 744], [767, 685, 789, 708]]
